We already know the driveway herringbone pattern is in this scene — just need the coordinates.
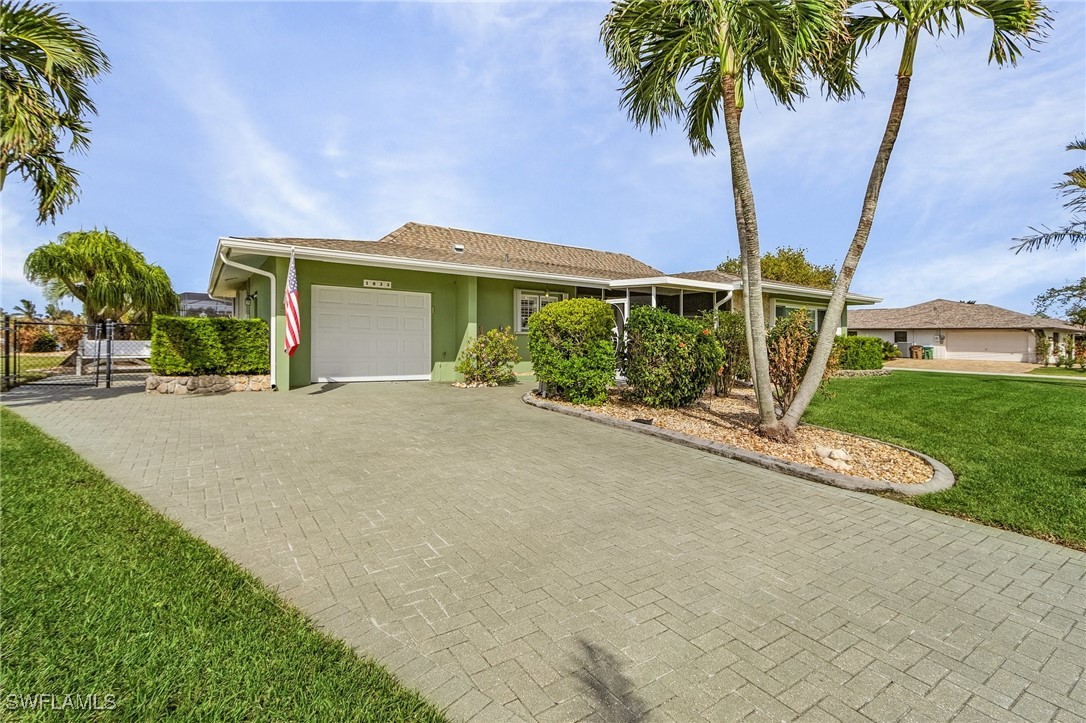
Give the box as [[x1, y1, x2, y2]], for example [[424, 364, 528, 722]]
[[4, 382, 1084, 722]]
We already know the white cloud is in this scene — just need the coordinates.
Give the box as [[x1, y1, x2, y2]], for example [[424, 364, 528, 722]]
[[147, 33, 351, 238]]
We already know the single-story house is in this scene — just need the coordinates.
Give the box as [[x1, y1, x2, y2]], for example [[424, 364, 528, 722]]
[[848, 298, 1084, 363], [206, 222, 881, 389]]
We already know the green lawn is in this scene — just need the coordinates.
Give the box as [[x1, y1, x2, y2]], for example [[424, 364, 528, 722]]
[[806, 372, 1086, 550], [1028, 365, 1086, 378], [0, 408, 448, 721]]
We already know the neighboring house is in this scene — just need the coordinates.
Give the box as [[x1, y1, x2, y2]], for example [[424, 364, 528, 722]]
[[206, 222, 880, 389], [848, 299, 1083, 363], [179, 292, 233, 318]]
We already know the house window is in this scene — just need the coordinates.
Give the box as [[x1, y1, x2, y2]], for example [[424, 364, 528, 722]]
[[515, 290, 565, 333], [774, 304, 831, 332], [894, 331, 908, 343]]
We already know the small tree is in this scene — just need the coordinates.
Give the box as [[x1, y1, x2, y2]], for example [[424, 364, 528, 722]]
[[1034, 278, 1086, 328], [455, 327, 520, 386], [719, 246, 837, 290], [23, 228, 178, 322], [768, 310, 837, 414], [1034, 332, 1051, 366]]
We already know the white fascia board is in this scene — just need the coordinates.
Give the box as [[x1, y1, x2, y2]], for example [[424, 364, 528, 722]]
[[759, 281, 882, 305], [609, 276, 738, 292], [216, 237, 613, 288]]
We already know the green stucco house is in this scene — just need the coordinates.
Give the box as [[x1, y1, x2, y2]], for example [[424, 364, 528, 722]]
[[207, 222, 880, 390]]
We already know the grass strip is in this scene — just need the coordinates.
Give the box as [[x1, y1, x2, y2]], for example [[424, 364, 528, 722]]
[[806, 372, 1086, 550], [0, 408, 448, 721]]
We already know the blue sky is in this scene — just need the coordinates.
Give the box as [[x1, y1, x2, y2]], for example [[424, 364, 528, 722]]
[[3, 1, 1084, 316]]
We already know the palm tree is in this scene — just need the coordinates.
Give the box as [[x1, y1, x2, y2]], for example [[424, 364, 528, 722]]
[[779, 0, 1051, 435], [1012, 138, 1085, 253], [601, 0, 855, 439], [23, 228, 178, 323], [0, 1, 110, 224], [13, 298, 39, 320]]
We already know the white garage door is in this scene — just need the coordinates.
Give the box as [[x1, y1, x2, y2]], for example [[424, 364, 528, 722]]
[[944, 330, 1031, 362], [311, 285, 431, 382]]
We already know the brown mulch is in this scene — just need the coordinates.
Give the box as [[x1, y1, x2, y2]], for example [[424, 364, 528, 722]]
[[559, 387, 932, 485]]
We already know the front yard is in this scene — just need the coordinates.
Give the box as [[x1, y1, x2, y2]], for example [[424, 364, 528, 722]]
[[0, 408, 447, 721], [805, 372, 1086, 550]]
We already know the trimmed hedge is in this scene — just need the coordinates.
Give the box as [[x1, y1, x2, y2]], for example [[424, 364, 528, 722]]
[[527, 298, 616, 405], [151, 317, 269, 375], [624, 306, 722, 408], [834, 335, 885, 370]]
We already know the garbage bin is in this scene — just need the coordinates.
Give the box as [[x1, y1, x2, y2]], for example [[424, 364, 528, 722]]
[[910, 345, 923, 359], [923, 346, 934, 360]]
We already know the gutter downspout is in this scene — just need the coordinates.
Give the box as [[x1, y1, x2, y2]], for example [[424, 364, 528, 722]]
[[219, 251, 277, 390]]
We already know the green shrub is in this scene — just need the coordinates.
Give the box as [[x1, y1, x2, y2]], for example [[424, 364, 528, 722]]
[[625, 306, 721, 408], [527, 298, 616, 405], [26, 331, 58, 353], [455, 326, 520, 386], [151, 317, 269, 375], [880, 340, 901, 360], [699, 310, 747, 397], [768, 309, 838, 413], [1035, 333, 1051, 366], [833, 335, 884, 370]]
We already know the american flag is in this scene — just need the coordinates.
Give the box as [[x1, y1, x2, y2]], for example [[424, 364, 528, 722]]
[[284, 252, 301, 357]]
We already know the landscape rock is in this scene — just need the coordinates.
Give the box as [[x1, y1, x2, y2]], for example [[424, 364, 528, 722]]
[[829, 449, 851, 461], [815, 446, 834, 459], [145, 374, 272, 395]]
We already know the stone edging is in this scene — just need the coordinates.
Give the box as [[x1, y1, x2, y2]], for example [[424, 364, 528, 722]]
[[833, 369, 893, 378], [146, 374, 272, 395], [522, 392, 955, 497]]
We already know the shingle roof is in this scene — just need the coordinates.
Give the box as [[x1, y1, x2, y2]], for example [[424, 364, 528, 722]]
[[240, 222, 662, 281], [671, 269, 743, 284], [849, 299, 1082, 332]]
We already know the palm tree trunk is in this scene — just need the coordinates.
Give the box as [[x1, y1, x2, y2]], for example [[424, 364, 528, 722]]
[[720, 74, 782, 437], [780, 71, 914, 433]]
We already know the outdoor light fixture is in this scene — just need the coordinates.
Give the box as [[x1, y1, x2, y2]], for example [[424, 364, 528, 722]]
[[244, 290, 258, 315]]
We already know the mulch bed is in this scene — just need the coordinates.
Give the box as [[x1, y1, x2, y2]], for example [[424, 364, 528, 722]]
[[557, 387, 932, 485]]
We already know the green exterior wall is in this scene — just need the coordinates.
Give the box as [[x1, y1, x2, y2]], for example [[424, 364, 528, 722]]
[[230, 257, 856, 389]]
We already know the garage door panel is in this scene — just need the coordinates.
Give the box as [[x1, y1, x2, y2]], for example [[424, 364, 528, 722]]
[[312, 286, 432, 382], [945, 330, 1031, 361]]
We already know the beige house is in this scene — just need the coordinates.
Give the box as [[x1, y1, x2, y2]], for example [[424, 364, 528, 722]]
[[848, 299, 1083, 363]]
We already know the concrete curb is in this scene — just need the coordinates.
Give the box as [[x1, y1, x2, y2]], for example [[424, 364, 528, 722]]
[[522, 392, 955, 497]]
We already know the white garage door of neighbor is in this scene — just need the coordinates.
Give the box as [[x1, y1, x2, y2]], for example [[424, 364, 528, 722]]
[[944, 329, 1031, 362], [311, 285, 431, 382]]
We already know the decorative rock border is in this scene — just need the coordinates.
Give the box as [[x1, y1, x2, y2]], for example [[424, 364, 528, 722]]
[[146, 374, 272, 395], [522, 392, 954, 497], [833, 369, 893, 378]]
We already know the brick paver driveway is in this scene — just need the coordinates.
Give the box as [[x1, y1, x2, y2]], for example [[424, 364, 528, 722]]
[[4, 382, 1084, 722]]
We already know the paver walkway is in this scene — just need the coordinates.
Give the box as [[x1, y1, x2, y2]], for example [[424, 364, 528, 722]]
[[4, 382, 1084, 722]]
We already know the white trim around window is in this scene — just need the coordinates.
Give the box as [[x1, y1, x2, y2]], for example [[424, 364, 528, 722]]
[[773, 302, 831, 333], [515, 289, 567, 333]]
